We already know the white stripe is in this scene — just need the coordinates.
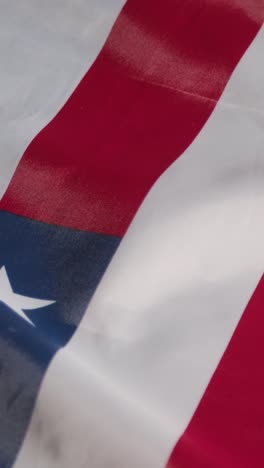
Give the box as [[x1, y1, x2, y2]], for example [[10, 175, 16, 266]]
[[15, 27, 264, 468], [0, 0, 125, 198]]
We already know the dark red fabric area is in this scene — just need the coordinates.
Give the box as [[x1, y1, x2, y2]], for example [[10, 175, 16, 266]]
[[1, 0, 262, 236], [167, 275, 264, 468]]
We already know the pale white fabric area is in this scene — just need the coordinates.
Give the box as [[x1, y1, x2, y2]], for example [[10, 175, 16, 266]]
[[15, 28, 264, 468], [0, 0, 125, 197]]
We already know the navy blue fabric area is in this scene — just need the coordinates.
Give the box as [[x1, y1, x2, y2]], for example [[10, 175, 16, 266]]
[[0, 211, 120, 468]]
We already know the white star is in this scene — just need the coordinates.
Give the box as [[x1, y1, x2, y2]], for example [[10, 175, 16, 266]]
[[0, 266, 55, 326]]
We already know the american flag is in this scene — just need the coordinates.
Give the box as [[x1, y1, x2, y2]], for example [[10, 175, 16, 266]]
[[0, 1, 263, 467]]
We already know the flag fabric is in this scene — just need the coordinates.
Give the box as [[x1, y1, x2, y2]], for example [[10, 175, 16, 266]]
[[0, 1, 263, 467]]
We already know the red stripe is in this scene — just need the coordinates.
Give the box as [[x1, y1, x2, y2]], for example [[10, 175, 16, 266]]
[[167, 275, 264, 468], [1, 1, 262, 236]]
